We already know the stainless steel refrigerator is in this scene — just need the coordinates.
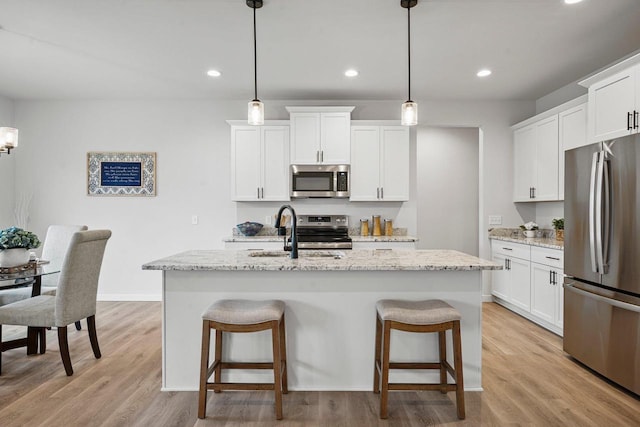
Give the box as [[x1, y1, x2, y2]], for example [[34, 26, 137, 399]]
[[564, 134, 640, 395]]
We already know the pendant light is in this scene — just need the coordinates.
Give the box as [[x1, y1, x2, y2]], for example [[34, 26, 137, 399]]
[[401, 0, 418, 126], [247, 0, 264, 125]]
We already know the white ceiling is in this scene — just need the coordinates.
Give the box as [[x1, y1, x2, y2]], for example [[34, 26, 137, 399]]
[[0, 0, 639, 101]]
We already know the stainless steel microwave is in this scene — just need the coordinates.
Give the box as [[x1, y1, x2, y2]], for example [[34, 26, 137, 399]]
[[290, 164, 350, 198]]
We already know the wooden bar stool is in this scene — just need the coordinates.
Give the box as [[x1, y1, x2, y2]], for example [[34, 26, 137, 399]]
[[198, 299, 288, 420], [373, 299, 465, 420]]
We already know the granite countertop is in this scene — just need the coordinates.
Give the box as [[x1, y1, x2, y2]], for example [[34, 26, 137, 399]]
[[142, 249, 500, 272], [223, 235, 418, 243], [488, 228, 563, 250]]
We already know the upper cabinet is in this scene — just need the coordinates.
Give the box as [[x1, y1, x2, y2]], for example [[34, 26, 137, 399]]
[[581, 64, 640, 143], [286, 106, 354, 164], [512, 96, 587, 202], [229, 122, 290, 202], [350, 125, 410, 201]]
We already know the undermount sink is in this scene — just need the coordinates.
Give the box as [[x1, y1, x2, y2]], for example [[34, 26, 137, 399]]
[[248, 251, 345, 259]]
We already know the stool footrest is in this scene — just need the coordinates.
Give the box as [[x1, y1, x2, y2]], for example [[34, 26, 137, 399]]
[[220, 362, 274, 369], [208, 382, 275, 391], [389, 362, 441, 370], [388, 383, 458, 392]]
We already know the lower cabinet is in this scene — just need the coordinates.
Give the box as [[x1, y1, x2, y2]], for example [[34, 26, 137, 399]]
[[492, 240, 564, 336]]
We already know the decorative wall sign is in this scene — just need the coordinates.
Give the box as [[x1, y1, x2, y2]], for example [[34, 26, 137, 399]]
[[87, 152, 156, 196]]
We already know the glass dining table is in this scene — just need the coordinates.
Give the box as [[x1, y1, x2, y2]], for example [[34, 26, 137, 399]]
[[0, 262, 60, 355]]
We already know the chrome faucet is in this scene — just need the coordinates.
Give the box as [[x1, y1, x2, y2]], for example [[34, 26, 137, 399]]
[[275, 205, 298, 259]]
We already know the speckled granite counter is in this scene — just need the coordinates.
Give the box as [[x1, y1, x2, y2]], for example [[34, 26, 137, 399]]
[[222, 235, 418, 243], [143, 249, 498, 272], [144, 248, 493, 391], [488, 228, 563, 250]]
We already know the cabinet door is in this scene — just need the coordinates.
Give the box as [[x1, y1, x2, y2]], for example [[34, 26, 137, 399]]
[[558, 104, 587, 200], [588, 66, 636, 142], [513, 125, 536, 201], [491, 253, 510, 301], [350, 126, 380, 201], [231, 127, 261, 201], [261, 126, 290, 201], [531, 263, 556, 324], [290, 113, 321, 164], [534, 115, 559, 201], [509, 257, 531, 311], [321, 112, 351, 163], [380, 127, 410, 201]]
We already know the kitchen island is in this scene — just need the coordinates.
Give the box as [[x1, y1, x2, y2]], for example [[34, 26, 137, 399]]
[[142, 249, 500, 391]]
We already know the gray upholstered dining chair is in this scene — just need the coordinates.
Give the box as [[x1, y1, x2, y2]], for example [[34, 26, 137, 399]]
[[0, 229, 111, 376]]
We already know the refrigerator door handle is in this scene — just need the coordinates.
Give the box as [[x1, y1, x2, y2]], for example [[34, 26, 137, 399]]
[[589, 151, 599, 273], [595, 151, 605, 274], [602, 157, 610, 274], [564, 282, 640, 314]]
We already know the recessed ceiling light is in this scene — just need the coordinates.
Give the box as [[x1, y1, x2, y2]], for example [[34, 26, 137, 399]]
[[207, 69, 221, 77], [344, 69, 359, 77], [477, 69, 492, 77], [564, 0, 583, 4]]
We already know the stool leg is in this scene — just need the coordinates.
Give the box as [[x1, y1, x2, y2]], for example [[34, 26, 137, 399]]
[[380, 321, 391, 419], [438, 330, 447, 394], [271, 320, 283, 420], [453, 320, 465, 420], [279, 314, 288, 394], [373, 313, 382, 394], [198, 320, 211, 419], [213, 329, 223, 393]]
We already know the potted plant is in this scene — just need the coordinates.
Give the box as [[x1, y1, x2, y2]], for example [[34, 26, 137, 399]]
[[519, 221, 539, 238], [0, 226, 41, 267], [552, 218, 564, 241]]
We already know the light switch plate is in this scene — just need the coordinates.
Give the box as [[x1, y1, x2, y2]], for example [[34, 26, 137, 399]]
[[191, 215, 198, 225], [488, 215, 502, 225]]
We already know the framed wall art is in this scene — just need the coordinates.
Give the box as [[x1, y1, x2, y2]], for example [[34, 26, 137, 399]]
[[87, 152, 156, 196]]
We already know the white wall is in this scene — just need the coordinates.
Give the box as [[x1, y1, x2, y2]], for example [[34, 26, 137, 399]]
[[0, 96, 16, 228], [13, 98, 534, 300]]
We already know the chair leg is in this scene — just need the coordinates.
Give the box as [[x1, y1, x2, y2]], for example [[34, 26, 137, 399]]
[[271, 320, 283, 420], [57, 326, 73, 376], [279, 314, 288, 394], [453, 320, 465, 420], [87, 316, 101, 359], [27, 327, 38, 355], [438, 330, 447, 394], [380, 321, 391, 419], [198, 320, 211, 419], [373, 313, 382, 394], [39, 327, 47, 354], [75, 321, 82, 331], [213, 329, 223, 394]]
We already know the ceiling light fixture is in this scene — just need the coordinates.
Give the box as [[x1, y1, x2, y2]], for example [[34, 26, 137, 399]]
[[477, 69, 492, 77], [345, 69, 359, 77], [247, 0, 264, 125], [0, 127, 19, 157], [401, 0, 418, 126], [207, 69, 222, 77], [564, 0, 583, 4]]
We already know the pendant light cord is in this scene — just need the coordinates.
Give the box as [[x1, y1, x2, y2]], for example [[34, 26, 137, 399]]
[[253, 4, 258, 101], [407, 5, 411, 102]]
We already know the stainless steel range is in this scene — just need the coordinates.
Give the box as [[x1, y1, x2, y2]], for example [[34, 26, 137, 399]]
[[291, 215, 352, 250]]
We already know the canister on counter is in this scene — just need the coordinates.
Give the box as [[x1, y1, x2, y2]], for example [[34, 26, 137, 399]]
[[372, 215, 382, 236], [384, 219, 393, 236], [360, 218, 370, 236]]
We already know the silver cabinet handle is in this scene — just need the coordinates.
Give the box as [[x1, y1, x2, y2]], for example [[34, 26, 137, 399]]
[[502, 247, 513, 251], [261, 187, 264, 199], [545, 256, 560, 261], [321, 151, 324, 162], [376, 188, 380, 199], [380, 187, 384, 199], [589, 151, 598, 273], [257, 187, 260, 199]]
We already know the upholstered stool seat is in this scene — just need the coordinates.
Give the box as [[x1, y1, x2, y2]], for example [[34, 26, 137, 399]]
[[198, 299, 288, 420], [373, 299, 465, 420]]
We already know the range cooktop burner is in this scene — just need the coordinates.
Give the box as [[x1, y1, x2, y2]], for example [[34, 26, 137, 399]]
[[289, 214, 352, 249]]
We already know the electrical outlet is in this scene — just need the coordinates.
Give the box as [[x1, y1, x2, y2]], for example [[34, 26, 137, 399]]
[[265, 215, 272, 225], [191, 215, 198, 225], [488, 215, 502, 225]]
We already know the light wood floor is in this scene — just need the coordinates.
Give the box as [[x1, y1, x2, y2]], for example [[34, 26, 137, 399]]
[[0, 302, 638, 426]]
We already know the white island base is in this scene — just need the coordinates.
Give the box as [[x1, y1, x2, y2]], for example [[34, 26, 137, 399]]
[[160, 268, 484, 391]]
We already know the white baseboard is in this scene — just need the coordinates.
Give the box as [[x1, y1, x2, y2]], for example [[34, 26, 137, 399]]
[[97, 293, 162, 301], [482, 294, 494, 302]]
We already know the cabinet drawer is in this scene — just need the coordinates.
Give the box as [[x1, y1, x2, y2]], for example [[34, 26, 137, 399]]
[[492, 241, 530, 260], [531, 246, 563, 268]]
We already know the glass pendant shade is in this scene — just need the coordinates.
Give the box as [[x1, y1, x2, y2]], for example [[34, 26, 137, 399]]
[[401, 101, 418, 126], [0, 127, 19, 148], [248, 100, 264, 126]]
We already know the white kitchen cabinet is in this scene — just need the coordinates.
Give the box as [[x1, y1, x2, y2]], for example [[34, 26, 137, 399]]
[[583, 65, 639, 143], [491, 241, 531, 306], [513, 115, 559, 202], [350, 125, 410, 201], [509, 256, 531, 312], [286, 106, 354, 164], [558, 103, 587, 200], [230, 124, 290, 201]]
